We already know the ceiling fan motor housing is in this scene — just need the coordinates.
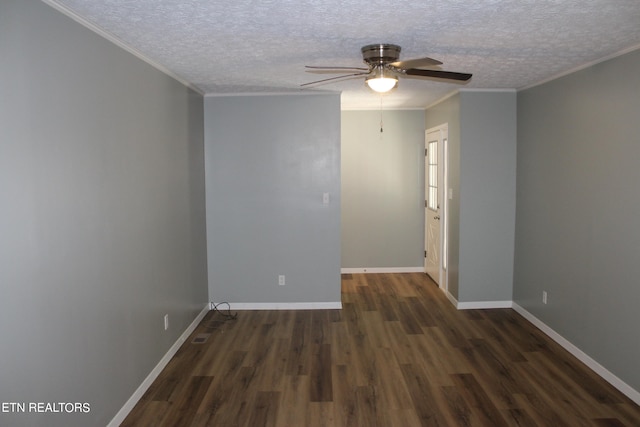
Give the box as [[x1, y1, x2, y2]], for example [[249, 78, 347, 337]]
[[361, 44, 401, 65]]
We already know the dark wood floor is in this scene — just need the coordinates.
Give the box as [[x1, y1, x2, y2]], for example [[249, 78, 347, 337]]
[[122, 273, 640, 426]]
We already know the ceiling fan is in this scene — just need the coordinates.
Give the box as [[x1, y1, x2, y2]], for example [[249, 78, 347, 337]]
[[302, 44, 472, 93]]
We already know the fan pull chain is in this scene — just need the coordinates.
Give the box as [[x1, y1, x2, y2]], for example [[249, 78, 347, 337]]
[[380, 96, 384, 133]]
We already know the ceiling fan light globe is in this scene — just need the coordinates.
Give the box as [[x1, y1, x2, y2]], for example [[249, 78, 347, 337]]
[[366, 76, 398, 93]]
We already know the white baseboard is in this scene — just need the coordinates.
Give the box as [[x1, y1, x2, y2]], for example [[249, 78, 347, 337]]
[[224, 302, 342, 310], [512, 302, 640, 406], [107, 304, 210, 427], [457, 300, 513, 310], [441, 290, 513, 310], [341, 267, 424, 274], [443, 288, 458, 308]]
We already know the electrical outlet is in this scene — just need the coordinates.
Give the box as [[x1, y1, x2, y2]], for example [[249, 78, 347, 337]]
[[164, 314, 169, 330], [542, 291, 548, 305], [278, 275, 286, 286]]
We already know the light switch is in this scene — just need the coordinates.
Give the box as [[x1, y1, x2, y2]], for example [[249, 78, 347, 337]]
[[323, 192, 330, 205]]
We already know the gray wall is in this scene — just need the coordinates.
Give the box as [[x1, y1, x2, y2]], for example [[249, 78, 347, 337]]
[[459, 91, 517, 302], [515, 48, 640, 391], [425, 91, 517, 303], [425, 95, 461, 299], [204, 94, 342, 305], [341, 110, 425, 269], [0, 2, 208, 426]]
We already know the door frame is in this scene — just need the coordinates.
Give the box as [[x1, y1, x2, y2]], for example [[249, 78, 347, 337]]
[[424, 123, 448, 292]]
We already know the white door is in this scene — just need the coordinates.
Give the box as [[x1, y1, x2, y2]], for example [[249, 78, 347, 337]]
[[424, 126, 445, 286]]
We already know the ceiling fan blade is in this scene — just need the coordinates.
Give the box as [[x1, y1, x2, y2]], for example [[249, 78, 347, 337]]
[[300, 72, 370, 87], [390, 57, 443, 69], [306, 65, 370, 72], [405, 68, 472, 81]]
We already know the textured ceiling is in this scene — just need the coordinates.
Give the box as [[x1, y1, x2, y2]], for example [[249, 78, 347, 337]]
[[47, 0, 640, 109]]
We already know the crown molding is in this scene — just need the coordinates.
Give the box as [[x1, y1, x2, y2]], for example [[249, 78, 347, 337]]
[[42, 0, 205, 95], [519, 43, 640, 91]]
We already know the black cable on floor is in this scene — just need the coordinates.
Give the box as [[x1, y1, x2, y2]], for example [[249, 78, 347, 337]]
[[211, 302, 238, 321]]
